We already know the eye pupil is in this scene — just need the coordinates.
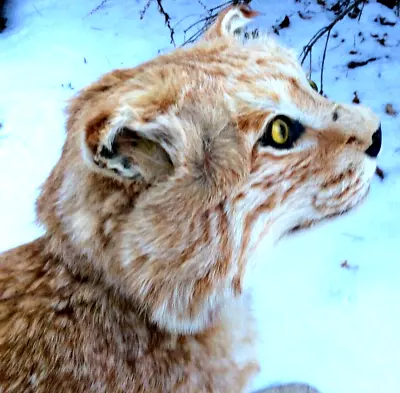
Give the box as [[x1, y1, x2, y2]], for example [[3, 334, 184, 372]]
[[279, 124, 286, 138], [271, 119, 289, 144]]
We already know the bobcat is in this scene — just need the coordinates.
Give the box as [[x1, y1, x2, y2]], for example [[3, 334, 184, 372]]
[[0, 5, 381, 393]]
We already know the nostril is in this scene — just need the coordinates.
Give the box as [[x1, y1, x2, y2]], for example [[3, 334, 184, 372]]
[[365, 125, 382, 158]]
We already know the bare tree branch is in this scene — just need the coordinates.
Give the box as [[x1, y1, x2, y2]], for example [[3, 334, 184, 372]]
[[156, 0, 176, 46], [299, 0, 365, 65], [86, 0, 108, 17], [319, 29, 331, 95], [139, 0, 153, 20], [181, 0, 251, 46]]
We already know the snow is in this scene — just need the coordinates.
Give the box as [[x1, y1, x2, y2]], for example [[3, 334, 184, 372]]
[[0, 0, 399, 392]]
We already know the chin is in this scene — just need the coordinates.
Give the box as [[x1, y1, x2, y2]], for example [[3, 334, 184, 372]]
[[289, 181, 372, 236]]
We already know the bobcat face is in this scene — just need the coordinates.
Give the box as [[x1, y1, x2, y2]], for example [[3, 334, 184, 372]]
[[37, 5, 381, 333], [228, 37, 381, 238]]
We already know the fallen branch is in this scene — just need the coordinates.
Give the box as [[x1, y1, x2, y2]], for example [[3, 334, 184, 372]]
[[347, 57, 378, 68]]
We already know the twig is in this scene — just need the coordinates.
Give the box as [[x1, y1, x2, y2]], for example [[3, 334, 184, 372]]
[[208, 0, 237, 13], [182, 15, 217, 45], [156, 0, 176, 46], [197, 0, 208, 12], [87, 0, 108, 17], [183, 15, 212, 35], [140, 0, 154, 20], [347, 57, 377, 68], [181, 0, 251, 46], [32, 4, 43, 17], [173, 13, 201, 30], [357, 0, 366, 21], [300, 0, 365, 65], [319, 29, 331, 94]]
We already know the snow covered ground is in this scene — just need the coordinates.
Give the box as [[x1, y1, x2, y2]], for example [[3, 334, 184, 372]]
[[0, 0, 399, 392]]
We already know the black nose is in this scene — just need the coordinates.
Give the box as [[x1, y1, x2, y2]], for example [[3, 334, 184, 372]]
[[365, 125, 382, 158]]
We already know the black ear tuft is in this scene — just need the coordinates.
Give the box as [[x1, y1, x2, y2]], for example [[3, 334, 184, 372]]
[[99, 146, 115, 159]]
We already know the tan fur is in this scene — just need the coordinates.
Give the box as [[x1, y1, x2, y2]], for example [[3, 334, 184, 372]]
[[0, 5, 380, 393]]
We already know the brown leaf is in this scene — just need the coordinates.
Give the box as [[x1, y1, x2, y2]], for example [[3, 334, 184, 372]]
[[375, 166, 385, 180], [298, 11, 312, 20], [348, 6, 361, 19], [347, 57, 378, 69], [377, 38, 386, 46], [352, 92, 360, 104], [385, 103, 398, 116], [279, 16, 290, 29], [340, 260, 350, 269], [376, 16, 396, 26], [340, 260, 359, 271], [330, 1, 341, 13]]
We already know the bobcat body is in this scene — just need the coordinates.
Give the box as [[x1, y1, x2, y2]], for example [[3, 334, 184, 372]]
[[0, 5, 381, 393]]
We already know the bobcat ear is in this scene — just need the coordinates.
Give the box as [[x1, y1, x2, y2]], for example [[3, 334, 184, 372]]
[[82, 106, 183, 183], [202, 4, 260, 41]]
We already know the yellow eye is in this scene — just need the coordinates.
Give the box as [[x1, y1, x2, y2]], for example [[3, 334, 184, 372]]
[[271, 118, 290, 144], [308, 79, 318, 92]]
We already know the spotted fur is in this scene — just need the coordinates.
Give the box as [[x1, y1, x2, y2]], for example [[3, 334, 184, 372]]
[[0, 5, 380, 393]]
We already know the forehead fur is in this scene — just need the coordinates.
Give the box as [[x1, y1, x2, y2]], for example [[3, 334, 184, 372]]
[[70, 35, 311, 142], [64, 3, 378, 200]]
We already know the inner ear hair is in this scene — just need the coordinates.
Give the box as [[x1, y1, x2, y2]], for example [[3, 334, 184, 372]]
[[93, 127, 174, 183]]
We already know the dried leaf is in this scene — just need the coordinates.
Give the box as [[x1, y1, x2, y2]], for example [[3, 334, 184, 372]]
[[375, 166, 385, 180], [375, 16, 396, 26], [385, 103, 398, 116], [347, 57, 378, 69], [340, 260, 350, 268], [377, 38, 386, 46], [279, 16, 290, 29], [340, 260, 359, 271], [330, 1, 341, 13], [352, 92, 360, 104], [348, 6, 361, 19], [298, 11, 312, 20]]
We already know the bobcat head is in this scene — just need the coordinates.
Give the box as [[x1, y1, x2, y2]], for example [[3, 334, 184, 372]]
[[36, 5, 381, 334]]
